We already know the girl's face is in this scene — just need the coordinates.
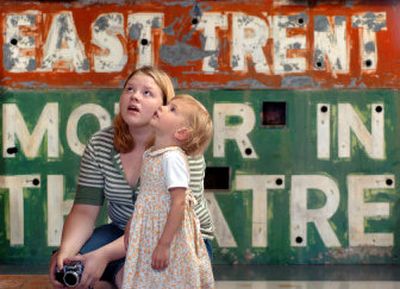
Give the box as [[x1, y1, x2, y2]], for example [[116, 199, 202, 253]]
[[119, 72, 164, 128], [151, 98, 189, 136]]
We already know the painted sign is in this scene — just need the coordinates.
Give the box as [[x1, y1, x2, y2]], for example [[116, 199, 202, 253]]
[[1, 1, 400, 265], [1, 1, 399, 89]]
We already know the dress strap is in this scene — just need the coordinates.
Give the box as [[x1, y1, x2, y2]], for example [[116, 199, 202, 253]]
[[185, 189, 197, 207]]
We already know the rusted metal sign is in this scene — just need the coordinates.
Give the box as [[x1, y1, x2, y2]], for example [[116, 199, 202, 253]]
[[2, 1, 400, 265], [1, 1, 400, 89]]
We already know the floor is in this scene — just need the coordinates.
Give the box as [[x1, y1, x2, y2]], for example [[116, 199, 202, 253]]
[[1, 265, 400, 288]]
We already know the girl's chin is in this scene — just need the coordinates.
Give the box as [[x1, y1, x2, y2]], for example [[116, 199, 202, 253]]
[[149, 122, 159, 129]]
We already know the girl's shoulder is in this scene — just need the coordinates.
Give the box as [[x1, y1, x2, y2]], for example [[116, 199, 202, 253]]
[[88, 126, 115, 148], [145, 146, 185, 158]]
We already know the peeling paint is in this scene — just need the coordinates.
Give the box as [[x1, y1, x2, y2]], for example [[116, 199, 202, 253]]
[[315, 16, 329, 32], [352, 12, 387, 32], [281, 76, 315, 87], [0, 3, 397, 89], [3, 44, 15, 71], [335, 16, 346, 26], [129, 23, 143, 40], [365, 41, 376, 53], [160, 42, 214, 66]]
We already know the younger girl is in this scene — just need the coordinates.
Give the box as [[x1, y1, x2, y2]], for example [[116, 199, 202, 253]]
[[122, 94, 214, 288]]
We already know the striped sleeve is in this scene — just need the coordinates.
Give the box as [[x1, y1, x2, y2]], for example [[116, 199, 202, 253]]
[[74, 137, 105, 206], [188, 155, 215, 240]]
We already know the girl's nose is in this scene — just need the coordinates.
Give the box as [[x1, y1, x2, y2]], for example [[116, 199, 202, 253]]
[[130, 90, 140, 101]]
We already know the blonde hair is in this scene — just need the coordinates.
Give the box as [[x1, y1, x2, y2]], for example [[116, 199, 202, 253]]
[[114, 66, 175, 153], [173, 94, 213, 156]]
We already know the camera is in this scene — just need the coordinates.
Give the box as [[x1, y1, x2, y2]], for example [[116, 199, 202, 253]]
[[55, 261, 84, 288]]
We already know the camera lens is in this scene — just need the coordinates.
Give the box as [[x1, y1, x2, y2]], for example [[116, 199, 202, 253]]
[[63, 272, 80, 287]]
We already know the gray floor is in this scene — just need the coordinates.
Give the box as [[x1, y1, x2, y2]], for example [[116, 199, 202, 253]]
[[2, 264, 400, 281], [214, 265, 400, 288], [215, 281, 400, 289], [2, 265, 400, 289], [214, 264, 400, 281]]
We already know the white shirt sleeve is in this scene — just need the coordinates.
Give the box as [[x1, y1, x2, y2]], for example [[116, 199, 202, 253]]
[[163, 150, 190, 190]]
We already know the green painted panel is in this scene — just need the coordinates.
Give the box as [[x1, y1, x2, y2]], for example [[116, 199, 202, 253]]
[[1, 89, 400, 264]]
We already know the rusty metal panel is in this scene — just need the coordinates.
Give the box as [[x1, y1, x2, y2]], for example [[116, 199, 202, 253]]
[[1, 0, 400, 89], [2, 1, 400, 265]]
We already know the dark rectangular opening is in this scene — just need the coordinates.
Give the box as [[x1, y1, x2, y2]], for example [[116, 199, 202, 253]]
[[204, 167, 230, 191], [262, 101, 286, 126]]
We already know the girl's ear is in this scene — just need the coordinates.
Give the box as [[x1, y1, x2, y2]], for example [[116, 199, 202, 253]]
[[174, 127, 190, 142]]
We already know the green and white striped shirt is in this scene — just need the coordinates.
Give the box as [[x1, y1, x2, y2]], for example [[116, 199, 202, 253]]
[[75, 126, 214, 239]]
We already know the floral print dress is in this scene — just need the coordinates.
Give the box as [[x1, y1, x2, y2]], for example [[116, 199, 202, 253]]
[[122, 146, 214, 289]]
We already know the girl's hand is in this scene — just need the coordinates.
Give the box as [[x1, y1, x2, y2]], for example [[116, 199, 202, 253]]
[[67, 251, 108, 289], [49, 250, 67, 289], [151, 243, 170, 270]]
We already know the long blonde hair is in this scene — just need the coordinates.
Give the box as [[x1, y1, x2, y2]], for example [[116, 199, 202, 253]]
[[173, 94, 213, 156], [114, 66, 175, 153]]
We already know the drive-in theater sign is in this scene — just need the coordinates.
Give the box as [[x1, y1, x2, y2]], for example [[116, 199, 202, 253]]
[[1, 0, 400, 264]]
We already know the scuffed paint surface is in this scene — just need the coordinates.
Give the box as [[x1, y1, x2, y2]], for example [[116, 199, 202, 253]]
[[2, 0, 400, 266], [0, 2, 399, 88], [160, 42, 215, 66], [2, 88, 400, 265]]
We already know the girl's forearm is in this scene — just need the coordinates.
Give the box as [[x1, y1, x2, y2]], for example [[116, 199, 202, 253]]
[[157, 189, 186, 247], [95, 235, 126, 262], [59, 204, 99, 256]]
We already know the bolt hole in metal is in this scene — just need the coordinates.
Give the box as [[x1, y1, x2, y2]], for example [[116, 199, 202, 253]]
[[295, 236, 303, 244], [7, 147, 18, 154], [320, 105, 328, 113]]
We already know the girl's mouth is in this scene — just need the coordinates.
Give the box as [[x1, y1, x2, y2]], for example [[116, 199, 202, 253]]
[[128, 104, 139, 112]]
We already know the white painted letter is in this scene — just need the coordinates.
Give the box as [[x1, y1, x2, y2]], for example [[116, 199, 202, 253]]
[[4, 12, 39, 72], [196, 13, 228, 73], [3, 103, 59, 159], [273, 14, 307, 74], [40, 12, 89, 72], [231, 13, 270, 73], [66, 104, 111, 156], [236, 175, 285, 247], [348, 175, 394, 246], [47, 175, 73, 246], [127, 13, 164, 68], [317, 104, 331, 159], [213, 103, 258, 159], [291, 175, 341, 247], [92, 13, 127, 72], [338, 103, 385, 159], [314, 16, 349, 73], [0, 175, 40, 245], [352, 12, 386, 72], [205, 192, 237, 247]]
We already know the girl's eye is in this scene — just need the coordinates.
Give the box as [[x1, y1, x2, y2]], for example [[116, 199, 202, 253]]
[[170, 106, 176, 112], [126, 87, 133, 92], [144, 90, 152, 96]]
